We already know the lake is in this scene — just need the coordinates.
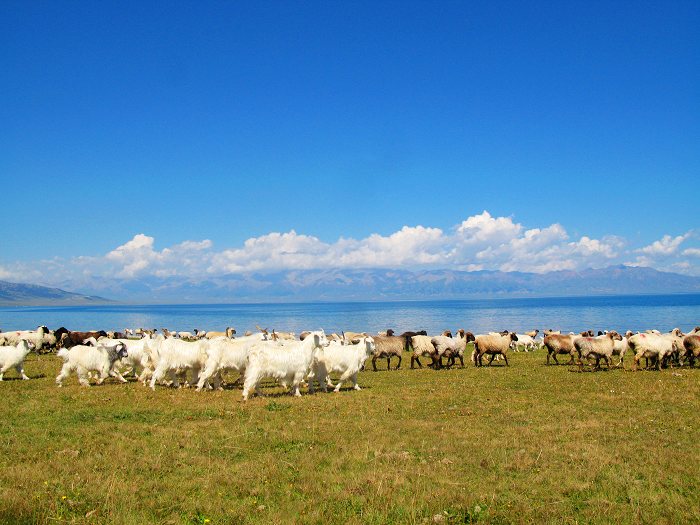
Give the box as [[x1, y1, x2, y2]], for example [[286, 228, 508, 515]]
[[1, 294, 699, 335]]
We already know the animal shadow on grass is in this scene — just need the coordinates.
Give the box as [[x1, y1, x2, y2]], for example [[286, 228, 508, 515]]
[[1, 373, 46, 380]]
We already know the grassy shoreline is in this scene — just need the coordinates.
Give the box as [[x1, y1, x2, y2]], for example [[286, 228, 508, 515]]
[[1, 351, 698, 524]]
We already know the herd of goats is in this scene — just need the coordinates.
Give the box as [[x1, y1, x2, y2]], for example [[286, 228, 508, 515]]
[[0, 324, 699, 400]]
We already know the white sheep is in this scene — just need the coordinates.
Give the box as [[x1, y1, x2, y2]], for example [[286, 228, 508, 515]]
[[55, 341, 128, 387], [431, 330, 475, 367], [660, 329, 685, 367], [204, 327, 236, 339], [510, 333, 539, 352], [242, 330, 328, 400], [574, 332, 622, 371], [628, 333, 677, 371], [611, 331, 633, 367], [410, 335, 438, 369], [342, 331, 368, 344], [308, 337, 375, 393], [0, 340, 35, 380]]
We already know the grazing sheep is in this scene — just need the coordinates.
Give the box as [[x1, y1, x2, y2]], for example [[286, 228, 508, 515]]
[[611, 331, 633, 367], [628, 333, 677, 371], [371, 335, 406, 371], [544, 333, 586, 365], [176, 330, 202, 341], [431, 330, 475, 367], [524, 329, 539, 339], [55, 342, 128, 387], [396, 330, 427, 352], [0, 340, 35, 381], [308, 337, 375, 393], [204, 327, 236, 339], [683, 334, 700, 366], [574, 332, 622, 371], [270, 330, 296, 341], [661, 329, 685, 367], [472, 332, 517, 367], [342, 331, 368, 344], [410, 335, 439, 369], [0, 326, 42, 346], [0, 326, 52, 351], [510, 333, 539, 352], [242, 330, 328, 400]]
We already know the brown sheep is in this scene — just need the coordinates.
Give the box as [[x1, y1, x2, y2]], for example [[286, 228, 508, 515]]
[[544, 331, 590, 365], [472, 332, 517, 367], [683, 334, 700, 366], [371, 335, 406, 371]]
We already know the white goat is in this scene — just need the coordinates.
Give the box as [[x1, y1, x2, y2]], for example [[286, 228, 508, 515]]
[[242, 330, 328, 400], [195, 334, 266, 391], [98, 336, 154, 384], [308, 337, 375, 393], [55, 342, 128, 387], [0, 340, 35, 380], [148, 336, 209, 390]]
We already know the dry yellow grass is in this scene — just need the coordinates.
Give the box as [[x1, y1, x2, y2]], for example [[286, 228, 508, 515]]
[[0, 350, 698, 524]]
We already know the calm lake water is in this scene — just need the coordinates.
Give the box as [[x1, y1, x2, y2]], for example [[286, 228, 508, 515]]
[[1, 294, 699, 335]]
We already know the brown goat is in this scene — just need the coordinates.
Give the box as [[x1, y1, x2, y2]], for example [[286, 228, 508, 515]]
[[58, 330, 109, 349]]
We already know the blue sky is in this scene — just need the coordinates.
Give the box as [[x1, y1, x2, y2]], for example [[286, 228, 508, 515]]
[[1, 1, 698, 285]]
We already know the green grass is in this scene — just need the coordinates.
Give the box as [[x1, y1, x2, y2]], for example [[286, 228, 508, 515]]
[[0, 350, 698, 524]]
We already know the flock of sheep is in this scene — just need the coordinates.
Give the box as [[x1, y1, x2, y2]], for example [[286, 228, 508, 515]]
[[1, 324, 699, 400]]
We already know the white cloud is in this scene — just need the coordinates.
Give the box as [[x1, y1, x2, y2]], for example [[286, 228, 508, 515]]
[[4, 214, 700, 287], [626, 232, 698, 275], [638, 234, 689, 256], [455, 211, 522, 244]]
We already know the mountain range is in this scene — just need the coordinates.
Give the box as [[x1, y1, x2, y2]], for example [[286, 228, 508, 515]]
[[7, 265, 694, 304], [0, 280, 111, 306]]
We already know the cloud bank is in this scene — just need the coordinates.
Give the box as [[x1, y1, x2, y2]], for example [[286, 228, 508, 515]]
[[1, 211, 698, 289]]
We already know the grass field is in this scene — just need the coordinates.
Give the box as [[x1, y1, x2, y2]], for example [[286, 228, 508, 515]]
[[1, 349, 699, 524]]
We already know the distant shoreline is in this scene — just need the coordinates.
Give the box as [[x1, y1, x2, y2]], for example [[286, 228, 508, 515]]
[[2, 291, 700, 309]]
